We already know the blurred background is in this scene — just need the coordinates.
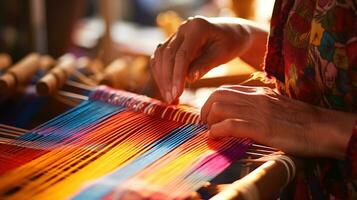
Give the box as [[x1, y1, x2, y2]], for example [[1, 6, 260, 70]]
[[0, 0, 274, 62], [0, 0, 275, 128]]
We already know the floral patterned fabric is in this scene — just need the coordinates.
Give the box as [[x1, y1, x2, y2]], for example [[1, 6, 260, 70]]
[[264, 0, 357, 199]]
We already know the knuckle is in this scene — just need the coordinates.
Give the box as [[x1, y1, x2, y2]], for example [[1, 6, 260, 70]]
[[165, 46, 175, 56], [190, 16, 209, 26], [210, 90, 220, 100], [211, 102, 220, 112], [178, 22, 188, 33], [176, 49, 187, 58], [182, 16, 209, 28], [223, 119, 236, 130], [211, 102, 224, 115]]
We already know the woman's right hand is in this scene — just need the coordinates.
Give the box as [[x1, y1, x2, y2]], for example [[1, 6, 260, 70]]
[[150, 16, 253, 103]]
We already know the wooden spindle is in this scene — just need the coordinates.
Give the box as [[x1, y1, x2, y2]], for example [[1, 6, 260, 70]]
[[39, 55, 56, 72], [100, 58, 130, 89], [0, 53, 41, 92], [211, 155, 296, 200], [36, 54, 76, 95], [0, 53, 12, 71]]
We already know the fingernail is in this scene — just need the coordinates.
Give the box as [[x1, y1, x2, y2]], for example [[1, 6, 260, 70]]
[[165, 91, 172, 103], [172, 87, 177, 99]]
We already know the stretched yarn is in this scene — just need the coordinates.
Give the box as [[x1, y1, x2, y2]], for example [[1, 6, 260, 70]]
[[0, 86, 252, 199]]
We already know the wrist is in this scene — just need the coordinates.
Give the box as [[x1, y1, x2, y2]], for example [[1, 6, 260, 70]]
[[207, 17, 256, 54], [209, 17, 268, 68], [314, 108, 356, 159]]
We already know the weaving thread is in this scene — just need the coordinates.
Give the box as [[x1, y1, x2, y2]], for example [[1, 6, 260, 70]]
[[0, 86, 252, 199]]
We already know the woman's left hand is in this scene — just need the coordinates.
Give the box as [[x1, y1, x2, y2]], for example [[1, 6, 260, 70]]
[[201, 85, 356, 159]]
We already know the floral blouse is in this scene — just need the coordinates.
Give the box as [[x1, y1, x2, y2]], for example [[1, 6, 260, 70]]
[[264, 0, 356, 199]]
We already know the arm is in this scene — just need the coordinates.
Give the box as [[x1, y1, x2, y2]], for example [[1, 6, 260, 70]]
[[206, 17, 269, 70]]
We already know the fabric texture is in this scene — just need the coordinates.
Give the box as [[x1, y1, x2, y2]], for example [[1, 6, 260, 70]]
[[264, 0, 357, 199]]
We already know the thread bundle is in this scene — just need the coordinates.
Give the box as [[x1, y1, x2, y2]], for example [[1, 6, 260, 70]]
[[0, 86, 252, 199]]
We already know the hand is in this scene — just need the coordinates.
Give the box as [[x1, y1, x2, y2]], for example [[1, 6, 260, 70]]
[[150, 16, 252, 103], [201, 85, 356, 159]]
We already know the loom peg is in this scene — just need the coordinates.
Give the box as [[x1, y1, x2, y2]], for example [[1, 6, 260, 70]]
[[36, 54, 77, 95], [39, 55, 56, 72], [0, 53, 41, 92], [0, 53, 12, 71], [77, 57, 104, 75], [100, 58, 130, 89], [100, 57, 149, 92], [211, 155, 297, 200]]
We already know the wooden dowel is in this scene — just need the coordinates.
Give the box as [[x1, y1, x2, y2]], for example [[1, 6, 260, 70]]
[[100, 58, 130, 89], [0, 53, 12, 71], [0, 53, 41, 92], [67, 57, 103, 86], [36, 54, 76, 95], [39, 55, 56, 71], [211, 156, 296, 200], [100, 57, 149, 92]]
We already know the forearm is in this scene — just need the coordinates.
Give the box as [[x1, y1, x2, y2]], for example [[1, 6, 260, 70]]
[[240, 25, 268, 70], [207, 17, 269, 69]]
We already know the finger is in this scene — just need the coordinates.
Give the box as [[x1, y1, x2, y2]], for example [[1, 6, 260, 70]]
[[172, 34, 202, 102], [201, 88, 239, 123], [187, 46, 223, 82], [163, 35, 184, 103], [150, 46, 167, 101], [209, 118, 256, 139], [206, 102, 255, 127], [152, 34, 178, 102], [150, 53, 162, 99], [200, 87, 263, 123], [160, 38, 175, 102]]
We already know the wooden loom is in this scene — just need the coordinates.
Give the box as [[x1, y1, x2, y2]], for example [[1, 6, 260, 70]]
[[0, 121, 296, 200], [0, 53, 297, 200]]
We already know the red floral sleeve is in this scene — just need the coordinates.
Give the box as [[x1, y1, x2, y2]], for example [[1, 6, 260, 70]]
[[346, 124, 357, 179]]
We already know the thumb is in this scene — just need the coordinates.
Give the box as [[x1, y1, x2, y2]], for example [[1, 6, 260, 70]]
[[187, 48, 222, 82]]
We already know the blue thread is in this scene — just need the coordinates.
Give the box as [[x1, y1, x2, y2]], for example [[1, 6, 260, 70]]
[[73, 124, 206, 200]]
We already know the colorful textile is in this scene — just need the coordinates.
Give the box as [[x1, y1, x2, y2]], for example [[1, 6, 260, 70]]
[[264, 0, 357, 199], [0, 86, 252, 199]]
